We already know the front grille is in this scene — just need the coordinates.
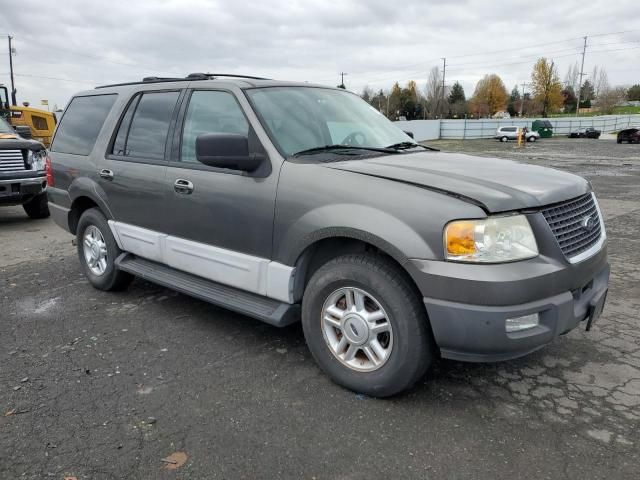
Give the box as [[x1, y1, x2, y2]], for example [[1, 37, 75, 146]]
[[0, 149, 26, 172], [541, 193, 602, 260]]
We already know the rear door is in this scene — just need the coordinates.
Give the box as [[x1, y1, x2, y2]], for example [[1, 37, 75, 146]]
[[98, 89, 182, 234]]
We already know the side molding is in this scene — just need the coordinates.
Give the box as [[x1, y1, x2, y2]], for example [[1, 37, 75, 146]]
[[108, 221, 294, 304]]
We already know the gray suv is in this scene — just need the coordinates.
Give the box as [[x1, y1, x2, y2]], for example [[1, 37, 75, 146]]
[[48, 74, 609, 396]]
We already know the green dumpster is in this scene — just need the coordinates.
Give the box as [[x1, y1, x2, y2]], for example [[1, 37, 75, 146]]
[[532, 120, 553, 138]]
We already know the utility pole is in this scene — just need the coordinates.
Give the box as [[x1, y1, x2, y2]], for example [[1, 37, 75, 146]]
[[441, 57, 446, 118], [339, 72, 347, 89], [574, 36, 587, 117], [519, 82, 530, 117], [8, 35, 17, 106]]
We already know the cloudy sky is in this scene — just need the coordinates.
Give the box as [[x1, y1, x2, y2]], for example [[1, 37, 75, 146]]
[[2, 0, 639, 110]]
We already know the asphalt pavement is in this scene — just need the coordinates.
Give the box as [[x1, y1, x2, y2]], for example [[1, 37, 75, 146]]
[[1, 137, 639, 479]]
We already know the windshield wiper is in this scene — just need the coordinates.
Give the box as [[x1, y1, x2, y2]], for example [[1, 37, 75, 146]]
[[291, 145, 397, 157], [385, 141, 439, 151]]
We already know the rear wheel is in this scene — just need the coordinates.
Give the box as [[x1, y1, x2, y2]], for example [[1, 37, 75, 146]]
[[301, 254, 433, 397], [500, 136, 508, 142], [76, 208, 133, 291], [528, 136, 536, 142], [23, 192, 50, 219]]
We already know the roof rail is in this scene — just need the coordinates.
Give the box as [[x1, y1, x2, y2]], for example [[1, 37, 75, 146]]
[[96, 73, 270, 89]]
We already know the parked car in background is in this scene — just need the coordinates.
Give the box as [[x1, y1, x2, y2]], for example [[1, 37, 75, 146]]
[[48, 74, 609, 397], [0, 116, 50, 218], [569, 127, 601, 139], [495, 126, 539, 142], [616, 127, 640, 144]]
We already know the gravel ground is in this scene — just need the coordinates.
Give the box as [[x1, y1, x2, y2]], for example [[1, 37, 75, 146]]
[[1, 136, 639, 479]]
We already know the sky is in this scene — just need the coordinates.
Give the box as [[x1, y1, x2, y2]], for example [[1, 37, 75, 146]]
[[1, 0, 639, 110]]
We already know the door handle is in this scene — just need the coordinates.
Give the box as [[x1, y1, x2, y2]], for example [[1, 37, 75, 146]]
[[99, 169, 114, 180], [174, 178, 194, 194]]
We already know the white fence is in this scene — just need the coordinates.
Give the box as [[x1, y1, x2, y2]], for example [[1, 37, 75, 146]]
[[396, 115, 640, 141]]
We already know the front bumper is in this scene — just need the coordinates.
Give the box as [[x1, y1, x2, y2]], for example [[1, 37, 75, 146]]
[[409, 245, 610, 362], [0, 174, 47, 206]]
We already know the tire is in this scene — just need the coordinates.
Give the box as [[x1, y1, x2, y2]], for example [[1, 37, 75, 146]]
[[76, 208, 133, 291], [617, 137, 622, 144], [22, 192, 50, 219], [301, 254, 433, 397], [500, 136, 508, 142], [528, 136, 536, 142]]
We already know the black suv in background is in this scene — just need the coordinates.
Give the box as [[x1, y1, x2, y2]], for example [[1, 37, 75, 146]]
[[0, 116, 50, 218], [48, 74, 609, 396]]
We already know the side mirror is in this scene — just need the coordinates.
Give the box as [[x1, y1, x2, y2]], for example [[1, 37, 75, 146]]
[[403, 130, 414, 139], [196, 133, 264, 172]]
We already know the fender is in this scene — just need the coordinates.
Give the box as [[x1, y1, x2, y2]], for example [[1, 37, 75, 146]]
[[68, 176, 115, 220], [275, 203, 437, 267]]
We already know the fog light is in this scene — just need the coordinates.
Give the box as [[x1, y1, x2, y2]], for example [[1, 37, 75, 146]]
[[505, 313, 539, 333]]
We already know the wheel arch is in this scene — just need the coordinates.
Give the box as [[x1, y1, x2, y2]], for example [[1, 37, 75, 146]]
[[290, 229, 419, 303]]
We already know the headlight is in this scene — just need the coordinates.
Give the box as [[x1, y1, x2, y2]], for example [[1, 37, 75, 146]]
[[27, 150, 46, 171], [444, 215, 538, 263]]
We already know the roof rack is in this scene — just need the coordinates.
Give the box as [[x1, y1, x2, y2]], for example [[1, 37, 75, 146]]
[[96, 73, 270, 89]]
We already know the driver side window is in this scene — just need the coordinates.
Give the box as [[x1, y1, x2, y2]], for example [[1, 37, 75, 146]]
[[180, 90, 249, 163]]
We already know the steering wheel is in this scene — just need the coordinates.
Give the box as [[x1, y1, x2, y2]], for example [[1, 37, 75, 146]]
[[341, 131, 366, 146]]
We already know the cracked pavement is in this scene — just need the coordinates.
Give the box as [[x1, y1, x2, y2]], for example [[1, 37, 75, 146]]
[[1, 137, 639, 479]]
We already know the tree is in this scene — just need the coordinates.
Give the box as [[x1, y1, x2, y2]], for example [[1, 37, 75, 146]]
[[596, 86, 626, 114], [424, 66, 444, 119], [448, 82, 465, 104], [388, 82, 403, 119], [447, 81, 467, 117], [628, 84, 640, 101], [361, 86, 374, 103], [564, 62, 580, 93], [591, 66, 609, 99], [530, 58, 564, 117], [507, 86, 520, 117], [580, 80, 595, 108], [562, 87, 577, 113], [470, 74, 508, 116]]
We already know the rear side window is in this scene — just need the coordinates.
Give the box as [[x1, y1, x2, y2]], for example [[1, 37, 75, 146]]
[[51, 94, 116, 155], [111, 91, 180, 160], [31, 115, 49, 131]]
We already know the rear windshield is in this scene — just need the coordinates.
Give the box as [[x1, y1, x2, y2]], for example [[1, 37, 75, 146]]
[[51, 94, 117, 155]]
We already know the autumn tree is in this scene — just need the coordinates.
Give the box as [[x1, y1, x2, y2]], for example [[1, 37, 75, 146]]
[[387, 82, 403, 119], [530, 58, 563, 117], [470, 74, 508, 117]]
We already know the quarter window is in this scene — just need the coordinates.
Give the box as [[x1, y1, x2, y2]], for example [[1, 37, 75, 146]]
[[51, 94, 117, 155], [111, 91, 179, 160], [180, 91, 249, 163]]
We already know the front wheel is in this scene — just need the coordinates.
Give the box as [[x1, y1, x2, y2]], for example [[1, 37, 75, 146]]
[[76, 208, 133, 291], [23, 192, 50, 219], [302, 254, 433, 397], [528, 136, 536, 142], [500, 136, 508, 142]]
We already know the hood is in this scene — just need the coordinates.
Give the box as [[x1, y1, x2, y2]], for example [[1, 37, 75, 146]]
[[0, 136, 44, 151], [325, 151, 589, 213]]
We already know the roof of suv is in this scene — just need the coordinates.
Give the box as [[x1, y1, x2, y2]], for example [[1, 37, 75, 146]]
[[90, 73, 331, 93]]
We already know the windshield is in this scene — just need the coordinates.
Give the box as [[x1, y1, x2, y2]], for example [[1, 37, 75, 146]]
[[0, 116, 13, 133], [246, 87, 415, 157]]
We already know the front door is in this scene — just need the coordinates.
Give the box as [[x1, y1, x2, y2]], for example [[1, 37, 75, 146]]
[[161, 89, 280, 294]]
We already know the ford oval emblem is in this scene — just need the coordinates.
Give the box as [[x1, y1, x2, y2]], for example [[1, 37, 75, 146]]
[[581, 215, 598, 232]]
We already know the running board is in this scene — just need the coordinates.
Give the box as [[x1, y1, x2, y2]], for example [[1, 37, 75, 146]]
[[115, 253, 299, 327]]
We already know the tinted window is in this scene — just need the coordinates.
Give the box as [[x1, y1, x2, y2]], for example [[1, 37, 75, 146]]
[[180, 91, 249, 163], [51, 94, 116, 155], [112, 95, 140, 156], [113, 91, 179, 160]]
